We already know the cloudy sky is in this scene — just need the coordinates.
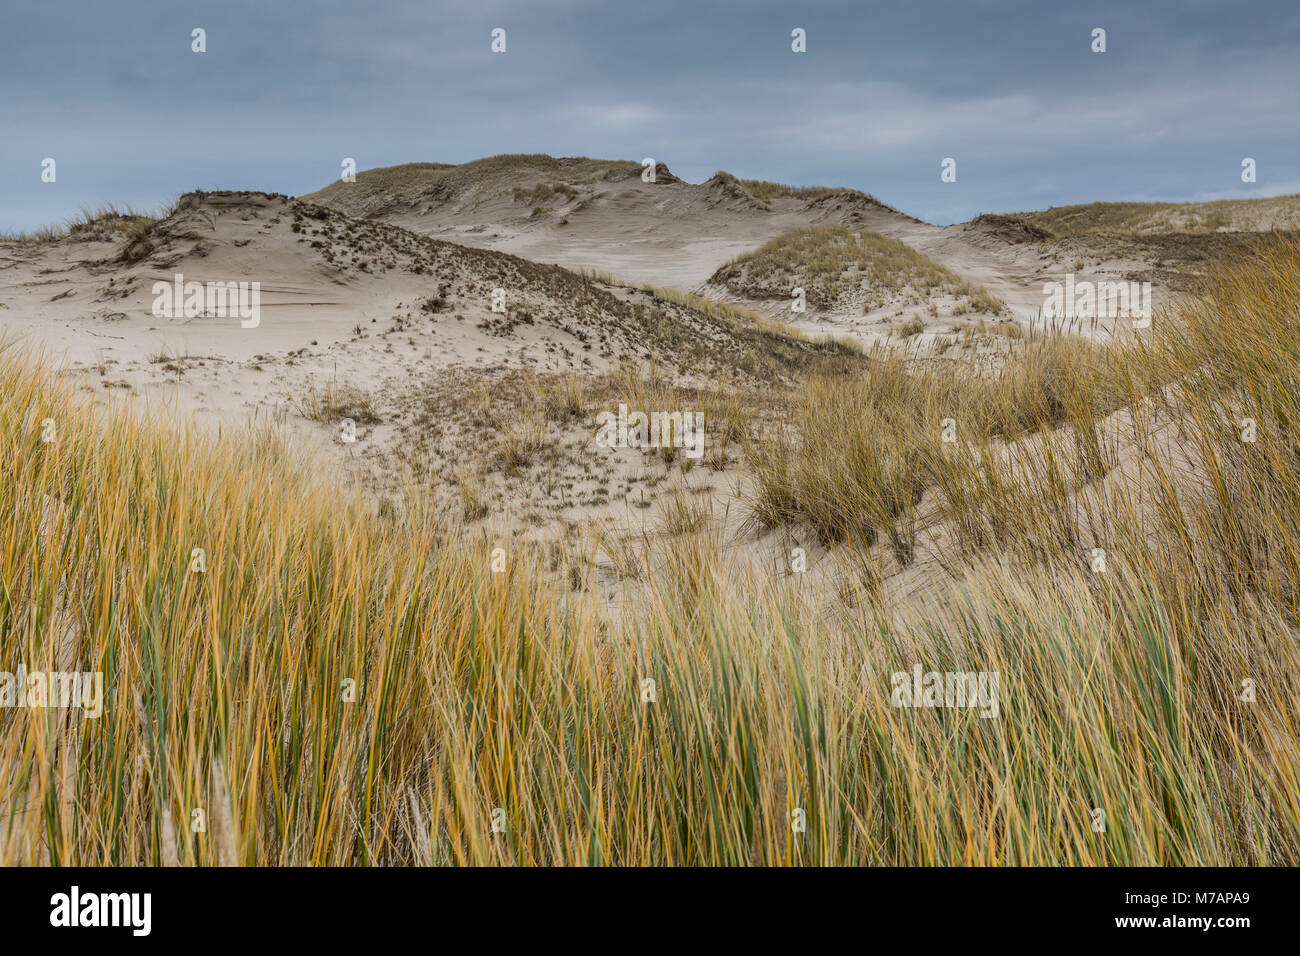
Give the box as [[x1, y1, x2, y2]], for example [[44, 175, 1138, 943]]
[[3, 0, 1299, 231]]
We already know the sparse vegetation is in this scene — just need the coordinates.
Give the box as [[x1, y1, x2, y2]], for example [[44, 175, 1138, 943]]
[[289, 376, 381, 424], [304, 155, 640, 218], [712, 170, 894, 208], [989, 194, 1300, 238], [896, 315, 926, 338], [0, 201, 174, 246], [513, 182, 579, 205]]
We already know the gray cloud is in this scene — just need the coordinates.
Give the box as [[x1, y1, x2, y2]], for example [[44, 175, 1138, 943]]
[[3, 0, 1298, 230]]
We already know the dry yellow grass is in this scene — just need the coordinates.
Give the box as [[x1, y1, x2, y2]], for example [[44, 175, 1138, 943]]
[[2, 238, 1299, 865]]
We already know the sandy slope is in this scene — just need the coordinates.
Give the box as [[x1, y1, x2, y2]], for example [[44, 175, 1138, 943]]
[[0, 189, 856, 547], [0, 190, 781, 410], [327, 172, 853, 289], [308, 161, 1169, 342], [2, 157, 1275, 561], [307, 160, 932, 288]]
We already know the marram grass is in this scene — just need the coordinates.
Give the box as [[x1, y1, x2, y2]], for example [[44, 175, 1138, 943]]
[[2, 239, 1300, 865]]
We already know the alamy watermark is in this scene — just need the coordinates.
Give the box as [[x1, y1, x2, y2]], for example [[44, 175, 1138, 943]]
[[50, 886, 150, 936], [890, 664, 1000, 718], [1042, 275, 1151, 326], [1, 666, 104, 718], [595, 403, 705, 459], [152, 273, 261, 328]]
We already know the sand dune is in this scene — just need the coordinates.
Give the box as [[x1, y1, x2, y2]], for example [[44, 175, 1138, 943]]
[[3, 155, 1294, 536]]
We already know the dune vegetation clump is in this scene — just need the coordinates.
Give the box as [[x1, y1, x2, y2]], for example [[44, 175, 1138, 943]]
[[711, 170, 895, 208], [1003, 194, 1300, 237], [303, 155, 642, 218], [0, 202, 174, 246], [711, 224, 1007, 315]]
